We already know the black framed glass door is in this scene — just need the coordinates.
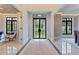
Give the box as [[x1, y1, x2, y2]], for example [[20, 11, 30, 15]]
[[33, 18, 46, 39]]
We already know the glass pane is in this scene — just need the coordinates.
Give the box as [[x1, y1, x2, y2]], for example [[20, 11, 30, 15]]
[[40, 19, 46, 38], [67, 18, 72, 21], [13, 17, 17, 20], [13, 24, 15, 31], [34, 19, 39, 38], [7, 18, 10, 20], [67, 22, 71, 34], [7, 24, 11, 31], [13, 22, 17, 31], [7, 21, 10, 24], [62, 22, 66, 34], [9, 18, 12, 20], [33, 14, 46, 18], [62, 18, 66, 21]]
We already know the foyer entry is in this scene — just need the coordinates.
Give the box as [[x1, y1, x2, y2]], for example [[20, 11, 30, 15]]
[[33, 17, 46, 39]]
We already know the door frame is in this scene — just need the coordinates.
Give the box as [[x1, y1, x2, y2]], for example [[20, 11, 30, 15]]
[[33, 18, 47, 39]]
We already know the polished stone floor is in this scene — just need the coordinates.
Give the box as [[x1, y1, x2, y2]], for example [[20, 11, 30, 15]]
[[19, 39, 59, 55], [53, 38, 79, 55], [0, 41, 23, 55], [1, 38, 79, 55]]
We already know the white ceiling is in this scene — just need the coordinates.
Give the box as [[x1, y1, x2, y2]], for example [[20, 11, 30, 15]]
[[14, 4, 63, 14], [28, 10, 51, 15], [0, 4, 19, 13], [1, 4, 79, 14], [58, 4, 79, 14]]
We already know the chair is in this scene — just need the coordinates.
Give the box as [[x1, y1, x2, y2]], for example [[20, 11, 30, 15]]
[[0, 32, 3, 40], [5, 32, 16, 41], [0, 32, 5, 42]]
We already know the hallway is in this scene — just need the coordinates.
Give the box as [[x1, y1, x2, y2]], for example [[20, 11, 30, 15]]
[[19, 39, 59, 55]]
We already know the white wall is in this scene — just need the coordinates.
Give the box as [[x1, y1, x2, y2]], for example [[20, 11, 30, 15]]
[[48, 13, 54, 42], [28, 13, 33, 39], [54, 14, 62, 40], [74, 15, 79, 31], [47, 13, 51, 39], [0, 13, 3, 31]]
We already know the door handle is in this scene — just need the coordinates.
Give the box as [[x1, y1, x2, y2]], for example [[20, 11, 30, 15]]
[[38, 29, 41, 32]]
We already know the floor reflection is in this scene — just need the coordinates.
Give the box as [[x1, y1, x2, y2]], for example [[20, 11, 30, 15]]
[[7, 46, 17, 54], [53, 38, 79, 55], [0, 41, 23, 55], [61, 38, 79, 55], [62, 41, 71, 54]]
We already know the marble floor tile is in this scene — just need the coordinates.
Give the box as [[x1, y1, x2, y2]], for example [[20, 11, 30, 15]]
[[19, 39, 59, 55], [0, 41, 23, 55]]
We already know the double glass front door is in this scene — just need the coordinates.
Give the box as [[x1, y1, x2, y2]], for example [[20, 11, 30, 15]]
[[33, 18, 46, 39]]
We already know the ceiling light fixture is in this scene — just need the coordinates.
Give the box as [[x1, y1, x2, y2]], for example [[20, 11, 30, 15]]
[[37, 14, 41, 17]]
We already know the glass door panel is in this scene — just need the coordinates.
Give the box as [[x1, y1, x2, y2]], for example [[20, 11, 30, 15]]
[[33, 19, 39, 38], [33, 18, 46, 39], [40, 19, 46, 38]]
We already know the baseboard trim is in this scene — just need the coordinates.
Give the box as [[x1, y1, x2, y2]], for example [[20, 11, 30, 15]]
[[48, 39, 62, 55], [16, 39, 31, 55]]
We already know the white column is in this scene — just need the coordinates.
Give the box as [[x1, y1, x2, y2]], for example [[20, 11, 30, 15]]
[[50, 13, 54, 42], [47, 13, 51, 39], [23, 12, 29, 44], [28, 13, 33, 39]]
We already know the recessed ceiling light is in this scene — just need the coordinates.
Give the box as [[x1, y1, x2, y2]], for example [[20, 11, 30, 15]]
[[37, 14, 41, 17]]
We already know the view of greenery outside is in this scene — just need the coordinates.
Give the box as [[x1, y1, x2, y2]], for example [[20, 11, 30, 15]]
[[34, 19, 45, 38]]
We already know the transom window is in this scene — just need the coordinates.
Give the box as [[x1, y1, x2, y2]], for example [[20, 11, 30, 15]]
[[33, 14, 46, 18], [6, 17, 17, 34], [62, 18, 72, 35]]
